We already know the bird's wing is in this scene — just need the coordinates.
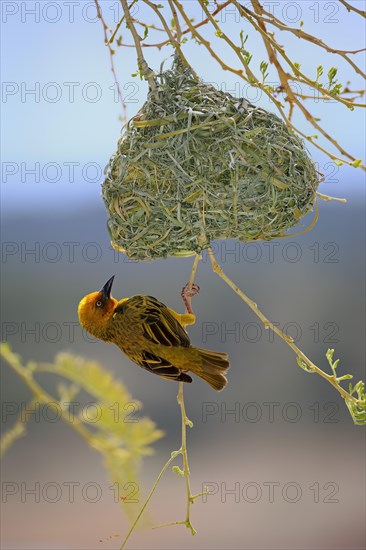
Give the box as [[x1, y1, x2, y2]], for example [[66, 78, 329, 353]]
[[137, 350, 192, 383], [113, 295, 191, 348]]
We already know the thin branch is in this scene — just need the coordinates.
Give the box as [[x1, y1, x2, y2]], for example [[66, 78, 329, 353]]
[[0, 399, 35, 458], [241, 0, 364, 106], [188, 254, 200, 290], [174, 0, 269, 90], [142, 0, 195, 75], [237, 1, 366, 79], [120, 0, 156, 86], [294, 90, 365, 102], [176, 382, 196, 536], [120, 254, 202, 548], [108, 0, 138, 44], [207, 247, 363, 410], [338, 0, 366, 18], [0, 348, 97, 448], [120, 451, 178, 549], [204, 1, 363, 169], [168, 0, 183, 42], [131, 18, 165, 33], [94, 0, 127, 119], [247, 0, 362, 164], [225, 0, 365, 168], [115, 0, 232, 49]]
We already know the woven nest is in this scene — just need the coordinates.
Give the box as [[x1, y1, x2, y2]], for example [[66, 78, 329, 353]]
[[102, 59, 319, 260]]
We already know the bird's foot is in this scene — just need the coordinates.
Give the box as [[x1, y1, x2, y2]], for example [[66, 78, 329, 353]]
[[181, 283, 200, 314], [181, 283, 200, 299]]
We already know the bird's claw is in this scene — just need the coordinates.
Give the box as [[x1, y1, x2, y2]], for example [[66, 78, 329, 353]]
[[181, 283, 200, 299], [181, 283, 200, 314]]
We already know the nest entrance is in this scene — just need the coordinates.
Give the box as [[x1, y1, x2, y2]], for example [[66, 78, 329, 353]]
[[103, 59, 319, 260]]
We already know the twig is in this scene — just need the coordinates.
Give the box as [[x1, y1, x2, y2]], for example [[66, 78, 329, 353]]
[[176, 381, 196, 535], [176, 253, 202, 535], [94, 0, 127, 119], [236, 0, 365, 167], [338, 0, 366, 18], [294, 90, 365, 102], [0, 347, 96, 447], [187, 253, 201, 290], [143, 0, 195, 75], [206, 247, 363, 410], [120, 451, 178, 549], [120, 254, 203, 548], [245, 0, 365, 107], [238, 1, 366, 80], [108, 0, 138, 44], [195, 0, 365, 168], [114, 0, 232, 49], [120, 0, 155, 87], [194, 0, 355, 168], [168, 0, 182, 42], [0, 398, 35, 458]]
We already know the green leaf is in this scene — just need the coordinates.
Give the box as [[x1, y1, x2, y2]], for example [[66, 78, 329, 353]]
[[142, 26, 149, 41], [296, 356, 315, 373], [328, 67, 338, 81], [39, 353, 134, 404], [0, 345, 164, 518], [0, 418, 26, 458], [336, 374, 353, 381], [316, 65, 324, 81], [260, 61, 269, 82], [242, 51, 252, 65], [172, 466, 185, 477], [239, 30, 248, 47]]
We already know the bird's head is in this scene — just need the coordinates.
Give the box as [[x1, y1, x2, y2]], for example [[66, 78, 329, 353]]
[[78, 276, 118, 337]]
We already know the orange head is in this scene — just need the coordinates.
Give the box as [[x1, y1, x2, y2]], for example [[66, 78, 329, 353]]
[[78, 276, 118, 339]]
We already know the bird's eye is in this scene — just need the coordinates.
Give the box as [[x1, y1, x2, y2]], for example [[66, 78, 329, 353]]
[[96, 300, 103, 307]]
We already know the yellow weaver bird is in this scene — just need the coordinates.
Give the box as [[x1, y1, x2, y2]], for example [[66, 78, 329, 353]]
[[78, 276, 230, 391]]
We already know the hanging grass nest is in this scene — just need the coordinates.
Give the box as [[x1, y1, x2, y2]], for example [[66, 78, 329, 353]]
[[102, 59, 320, 260]]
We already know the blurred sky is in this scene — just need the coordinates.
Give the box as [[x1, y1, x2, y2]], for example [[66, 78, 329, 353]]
[[1, 1, 365, 549]]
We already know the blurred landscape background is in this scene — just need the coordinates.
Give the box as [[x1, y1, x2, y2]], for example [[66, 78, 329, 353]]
[[1, 1, 365, 549]]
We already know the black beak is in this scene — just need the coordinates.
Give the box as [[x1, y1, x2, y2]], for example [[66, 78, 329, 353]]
[[100, 276, 115, 300]]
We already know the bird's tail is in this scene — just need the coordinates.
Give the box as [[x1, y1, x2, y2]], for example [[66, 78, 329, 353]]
[[194, 348, 230, 391]]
